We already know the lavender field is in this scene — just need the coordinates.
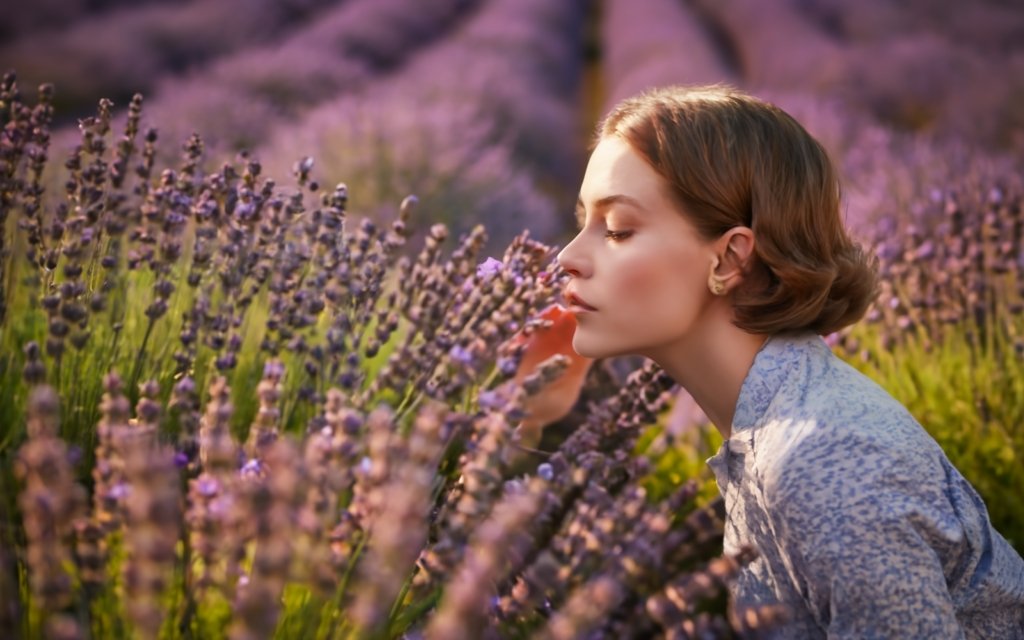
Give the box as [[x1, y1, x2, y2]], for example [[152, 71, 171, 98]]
[[1, 1, 1023, 638]]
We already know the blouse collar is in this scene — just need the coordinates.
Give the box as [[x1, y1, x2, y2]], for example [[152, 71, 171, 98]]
[[707, 332, 826, 482]]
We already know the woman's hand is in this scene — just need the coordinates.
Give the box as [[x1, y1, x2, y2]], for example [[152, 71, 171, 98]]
[[510, 304, 593, 450]]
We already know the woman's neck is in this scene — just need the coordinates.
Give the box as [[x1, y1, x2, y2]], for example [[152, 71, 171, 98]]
[[648, 318, 768, 439]]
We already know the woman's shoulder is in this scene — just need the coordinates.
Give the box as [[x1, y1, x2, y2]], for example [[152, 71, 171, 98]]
[[755, 333, 922, 436], [749, 333, 950, 495]]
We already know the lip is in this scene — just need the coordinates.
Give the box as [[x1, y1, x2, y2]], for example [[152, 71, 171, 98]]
[[564, 290, 597, 312]]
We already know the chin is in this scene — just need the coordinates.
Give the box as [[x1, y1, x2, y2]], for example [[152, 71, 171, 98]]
[[572, 335, 633, 360], [570, 334, 601, 359]]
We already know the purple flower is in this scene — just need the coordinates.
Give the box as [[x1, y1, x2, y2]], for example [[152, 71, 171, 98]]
[[174, 376, 196, 396], [197, 477, 220, 497], [107, 482, 130, 500], [536, 463, 554, 481], [477, 390, 504, 410], [915, 240, 935, 261], [263, 360, 285, 379], [172, 193, 193, 210], [174, 452, 190, 469], [209, 496, 232, 516], [449, 345, 474, 365], [240, 458, 262, 477], [476, 257, 503, 280], [497, 357, 518, 377]]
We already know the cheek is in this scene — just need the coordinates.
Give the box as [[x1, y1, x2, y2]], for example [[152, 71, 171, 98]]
[[611, 252, 706, 332], [613, 255, 680, 308], [614, 257, 663, 298]]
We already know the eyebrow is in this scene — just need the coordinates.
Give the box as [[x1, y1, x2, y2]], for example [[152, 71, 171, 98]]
[[575, 194, 645, 225]]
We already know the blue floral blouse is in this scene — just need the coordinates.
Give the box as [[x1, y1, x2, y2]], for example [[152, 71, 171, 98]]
[[707, 332, 1024, 639]]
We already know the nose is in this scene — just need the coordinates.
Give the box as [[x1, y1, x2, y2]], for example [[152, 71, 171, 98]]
[[556, 231, 591, 278]]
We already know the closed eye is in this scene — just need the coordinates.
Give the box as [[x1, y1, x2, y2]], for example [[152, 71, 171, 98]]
[[604, 230, 633, 241]]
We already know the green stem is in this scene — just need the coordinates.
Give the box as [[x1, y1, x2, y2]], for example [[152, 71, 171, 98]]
[[327, 532, 369, 640], [129, 318, 156, 394], [389, 588, 441, 637], [177, 471, 197, 639], [394, 391, 423, 423], [52, 352, 62, 399], [386, 571, 417, 636]]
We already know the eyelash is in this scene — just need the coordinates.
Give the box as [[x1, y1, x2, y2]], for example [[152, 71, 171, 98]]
[[574, 210, 632, 241], [604, 230, 633, 241]]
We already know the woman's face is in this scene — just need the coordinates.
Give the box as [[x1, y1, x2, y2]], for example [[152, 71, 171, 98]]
[[557, 135, 719, 359]]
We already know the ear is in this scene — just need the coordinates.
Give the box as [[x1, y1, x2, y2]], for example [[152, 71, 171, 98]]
[[713, 226, 755, 285]]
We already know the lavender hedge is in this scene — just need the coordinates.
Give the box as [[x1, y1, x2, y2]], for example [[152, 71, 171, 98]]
[[600, 0, 736, 110], [258, 0, 591, 252], [0, 0, 168, 44], [687, 0, 1024, 150], [42, 0, 482, 169], [0, 0, 341, 117]]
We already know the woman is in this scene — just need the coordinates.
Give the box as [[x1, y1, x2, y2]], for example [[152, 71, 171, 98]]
[[557, 85, 1024, 638]]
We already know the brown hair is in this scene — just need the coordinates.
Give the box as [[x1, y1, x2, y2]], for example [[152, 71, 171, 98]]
[[599, 85, 878, 335]]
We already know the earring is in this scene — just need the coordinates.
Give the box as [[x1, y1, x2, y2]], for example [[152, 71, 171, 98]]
[[708, 257, 726, 296]]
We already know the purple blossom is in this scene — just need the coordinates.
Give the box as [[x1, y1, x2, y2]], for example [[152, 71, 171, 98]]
[[915, 240, 935, 260], [497, 357, 518, 377], [208, 496, 233, 516], [263, 360, 285, 379], [536, 463, 554, 481], [449, 345, 474, 365], [476, 257, 503, 280], [166, 211, 187, 227], [171, 193, 192, 210], [107, 482, 130, 500], [196, 477, 220, 497], [476, 390, 504, 411], [240, 458, 262, 477], [174, 376, 196, 396], [233, 202, 257, 222]]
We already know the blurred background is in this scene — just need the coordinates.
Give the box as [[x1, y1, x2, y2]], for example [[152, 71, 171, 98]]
[[2, 0, 1022, 248]]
